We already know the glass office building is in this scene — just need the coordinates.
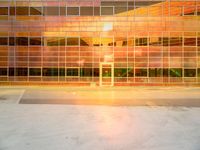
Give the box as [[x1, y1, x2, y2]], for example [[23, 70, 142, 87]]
[[0, 0, 200, 86]]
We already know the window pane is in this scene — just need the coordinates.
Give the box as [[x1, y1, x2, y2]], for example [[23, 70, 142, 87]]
[[30, 37, 42, 45], [170, 68, 182, 77], [16, 68, 28, 76], [0, 68, 7, 76], [44, 7, 59, 16], [80, 37, 92, 46], [114, 68, 127, 77], [114, 7, 127, 14], [135, 68, 147, 77], [9, 37, 15, 46], [149, 68, 162, 77], [45, 37, 59, 46], [93, 68, 99, 77], [80, 68, 92, 77], [30, 7, 42, 15], [184, 69, 196, 77], [29, 68, 41, 76], [9, 68, 14, 76], [59, 68, 65, 76], [170, 37, 182, 46], [101, 7, 113, 15], [67, 37, 79, 46], [0, 7, 8, 15], [80, 7, 93, 16], [16, 7, 29, 16], [67, 7, 79, 16], [0, 37, 8, 45], [198, 69, 200, 77], [184, 38, 196, 46], [67, 68, 78, 76], [43, 68, 58, 76], [163, 69, 169, 77], [60, 7, 66, 16], [16, 37, 28, 46], [128, 68, 134, 77], [135, 38, 148, 46], [10, 7, 15, 16], [94, 7, 100, 16]]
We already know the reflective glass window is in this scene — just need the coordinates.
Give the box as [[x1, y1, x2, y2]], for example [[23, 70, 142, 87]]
[[9, 68, 14, 76], [9, 37, 15, 46], [114, 7, 127, 14], [170, 68, 182, 77], [0, 68, 7, 76], [16, 37, 28, 46], [149, 68, 162, 77], [67, 7, 79, 16], [184, 38, 196, 46], [60, 7, 66, 16], [80, 7, 93, 16], [46, 37, 59, 46], [0, 37, 8, 45], [44, 7, 59, 16], [10, 7, 15, 16], [135, 38, 148, 46], [80, 68, 92, 77], [66, 68, 78, 76], [29, 68, 41, 76], [94, 7, 100, 16], [30, 7, 42, 15], [0, 7, 8, 15], [184, 69, 196, 77], [135, 68, 147, 77], [114, 68, 127, 77], [67, 37, 79, 46], [43, 68, 58, 76], [101, 7, 113, 15], [30, 37, 42, 46], [59, 68, 65, 76], [16, 68, 28, 76], [16, 7, 29, 16]]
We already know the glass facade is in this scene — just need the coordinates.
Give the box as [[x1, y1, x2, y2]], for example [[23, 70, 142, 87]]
[[0, 0, 200, 86]]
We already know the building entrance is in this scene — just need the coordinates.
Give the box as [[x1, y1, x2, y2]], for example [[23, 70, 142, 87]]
[[99, 62, 114, 86]]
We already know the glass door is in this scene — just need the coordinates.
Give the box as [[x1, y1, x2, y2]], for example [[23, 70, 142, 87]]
[[100, 62, 114, 86]]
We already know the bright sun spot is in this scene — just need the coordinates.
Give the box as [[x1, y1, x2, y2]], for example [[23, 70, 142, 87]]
[[103, 23, 113, 31]]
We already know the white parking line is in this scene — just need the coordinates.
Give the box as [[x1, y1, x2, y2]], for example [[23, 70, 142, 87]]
[[17, 89, 25, 104]]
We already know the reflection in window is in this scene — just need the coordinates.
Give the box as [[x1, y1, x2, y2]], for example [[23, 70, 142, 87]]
[[93, 68, 99, 77], [135, 68, 147, 77], [115, 37, 127, 46], [60, 7, 66, 16], [0, 7, 8, 15], [80, 7, 93, 16], [114, 68, 127, 77], [101, 37, 113, 46], [44, 7, 59, 16], [30, 37, 42, 46], [16, 37, 28, 46], [67, 68, 78, 76], [30, 7, 42, 15], [114, 7, 127, 14], [9, 37, 15, 46], [0, 37, 8, 45], [101, 7, 113, 15], [29, 68, 41, 76], [16, 68, 28, 76], [94, 7, 100, 16], [0, 68, 7, 76], [135, 38, 148, 46], [43, 68, 58, 76], [198, 69, 200, 77], [163, 69, 169, 77], [80, 37, 92, 46], [59, 68, 65, 76], [149, 68, 162, 77], [184, 69, 196, 77], [67, 37, 79, 46], [67, 7, 79, 16], [80, 68, 92, 77], [170, 37, 182, 46], [9, 68, 14, 76], [184, 38, 196, 46], [10, 7, 15, 15], [46, 37, 59, 46], [170, 68, 182, 77], [149, 37, 162, 46], [16, 7, 29, 16], [128, 68, 134, 77]]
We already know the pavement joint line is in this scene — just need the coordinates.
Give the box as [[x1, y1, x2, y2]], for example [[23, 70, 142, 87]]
[[17, 89, 26, 104]]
